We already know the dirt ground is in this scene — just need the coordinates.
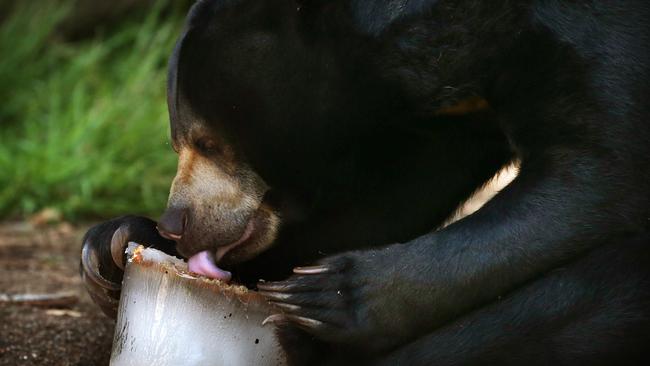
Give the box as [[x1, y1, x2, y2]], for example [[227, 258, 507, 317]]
[[0, 222, 114, 366]]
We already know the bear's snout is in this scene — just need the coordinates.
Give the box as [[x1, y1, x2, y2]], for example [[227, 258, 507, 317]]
[[163, 146, 274, 260], [157, 207, 187, 241]]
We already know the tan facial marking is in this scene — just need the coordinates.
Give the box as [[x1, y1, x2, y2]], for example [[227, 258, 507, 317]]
[[165, 137, 280, 261], [169, 147, 258, 214]]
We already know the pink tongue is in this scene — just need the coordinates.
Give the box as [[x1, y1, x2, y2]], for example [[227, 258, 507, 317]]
[[187, 251, 232, 282]]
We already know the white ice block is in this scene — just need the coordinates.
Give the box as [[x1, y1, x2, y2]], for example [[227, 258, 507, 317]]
[[110, 243, 287, 366]]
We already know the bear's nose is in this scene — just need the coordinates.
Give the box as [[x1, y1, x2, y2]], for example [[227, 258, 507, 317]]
[[157, 207, 187, 241]]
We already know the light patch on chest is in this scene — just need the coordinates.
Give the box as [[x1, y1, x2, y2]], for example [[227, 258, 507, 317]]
[[443, 162, 519, 227]]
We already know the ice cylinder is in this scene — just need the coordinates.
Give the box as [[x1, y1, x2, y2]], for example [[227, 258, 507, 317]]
[[110, 243, 287, 366]]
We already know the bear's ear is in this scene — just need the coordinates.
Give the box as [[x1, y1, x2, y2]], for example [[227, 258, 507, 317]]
[[294, 0, 353, 37], [295, 0, 345, 19], [237, 0, 297, 29], [295, 0, 335, 12], [188, 0, 296, 32], [295, 0, 412, 37]]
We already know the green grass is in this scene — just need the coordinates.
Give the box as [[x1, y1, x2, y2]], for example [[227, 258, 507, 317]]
[[0, 1, 185, 219]]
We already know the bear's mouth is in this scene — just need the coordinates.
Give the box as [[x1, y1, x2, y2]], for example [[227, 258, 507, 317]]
[[187, 250, 233, 281], [215, 218, 256, 262], [187, 216, 256, 282]]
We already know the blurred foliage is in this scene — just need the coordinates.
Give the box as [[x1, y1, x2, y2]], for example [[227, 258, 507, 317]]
[[0, 1, 187, 219]]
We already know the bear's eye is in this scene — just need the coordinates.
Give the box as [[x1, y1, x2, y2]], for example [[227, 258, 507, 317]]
[[194, 137, 222, 156]]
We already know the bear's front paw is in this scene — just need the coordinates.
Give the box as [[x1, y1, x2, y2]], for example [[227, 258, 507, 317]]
[[258, 247, 403, 351]]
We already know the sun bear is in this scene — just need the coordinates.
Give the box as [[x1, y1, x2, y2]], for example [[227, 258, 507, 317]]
[[82, 0, 650, 364]]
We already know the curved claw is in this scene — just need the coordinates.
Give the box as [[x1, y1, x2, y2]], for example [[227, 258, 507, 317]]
[[262, 314, 286, 326], [81, 270, 120, 318], [81, 242, 121, 292], [258, 290, 293, 302], [293, 265, 330, 274], [270, 302, 301, 312], [289, 314, 325, 329], [257, 281, 297, 292], [262, 314, 325, 330], [110, 225, 130, 270], [259, 289, 347, 312]]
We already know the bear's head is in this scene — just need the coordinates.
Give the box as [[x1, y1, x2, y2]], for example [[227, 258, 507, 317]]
[[155, 0, 465, 282]]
